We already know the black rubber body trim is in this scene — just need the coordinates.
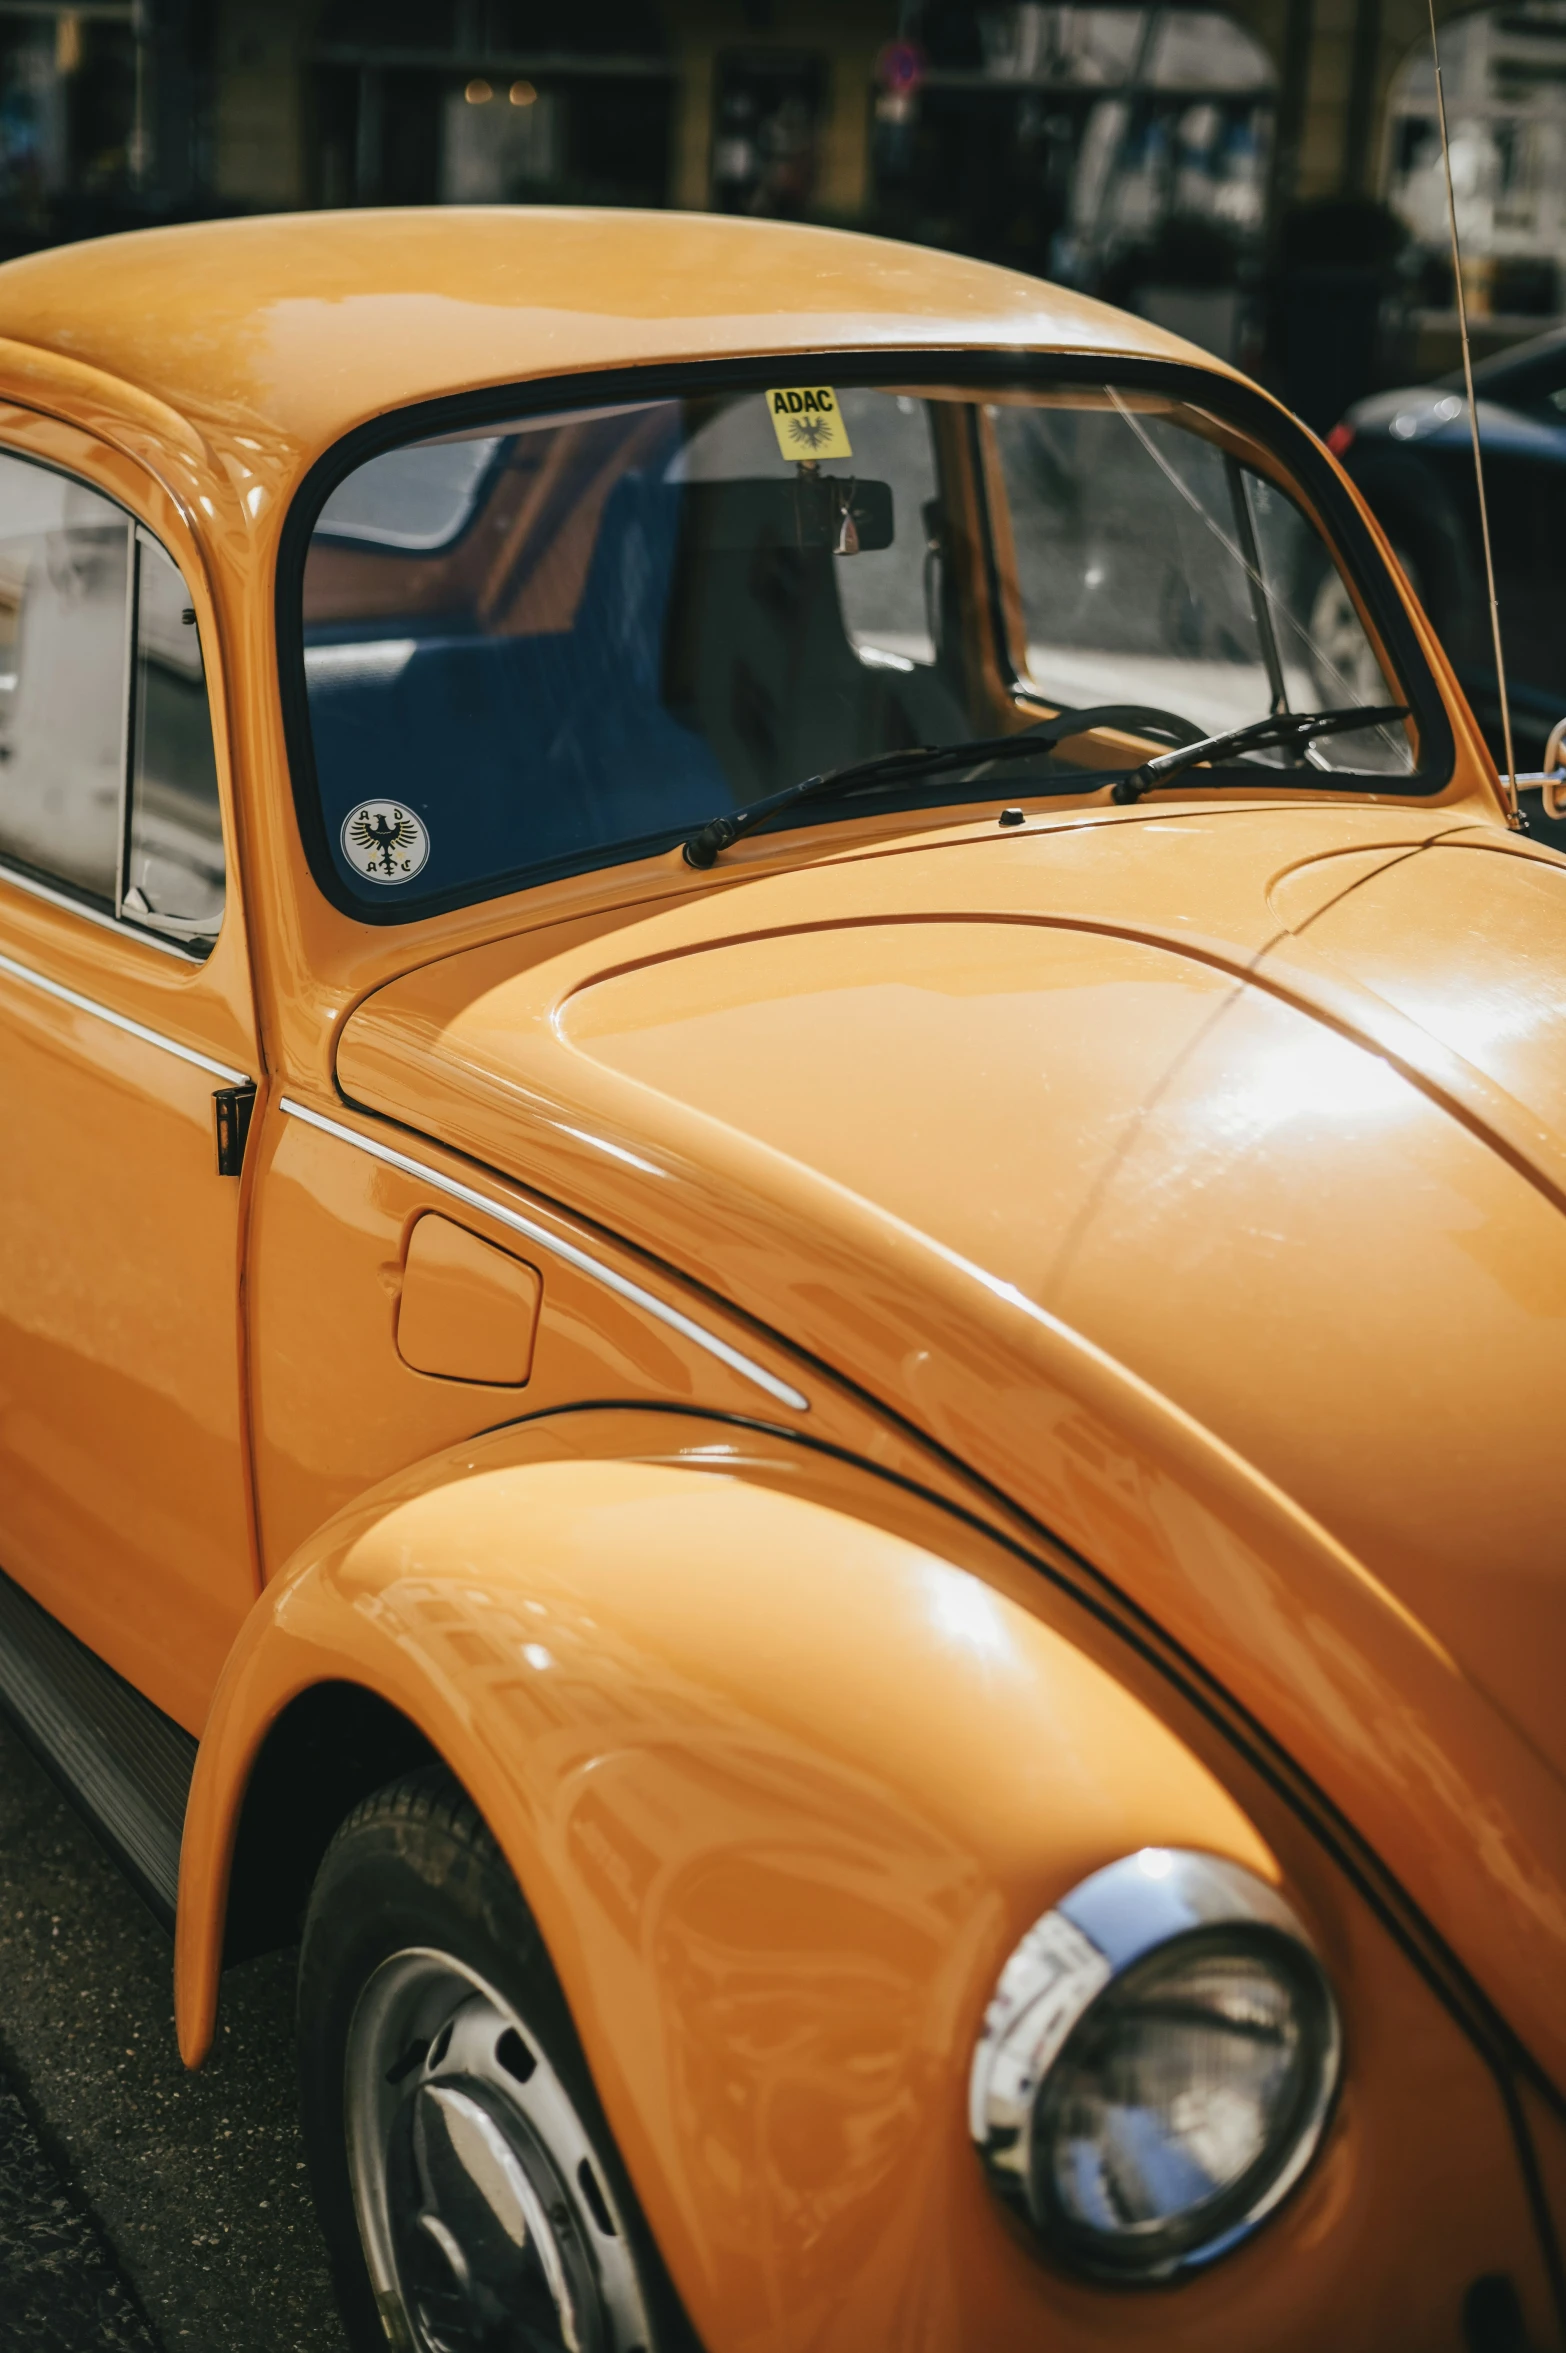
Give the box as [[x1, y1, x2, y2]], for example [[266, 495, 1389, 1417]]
[[0, 1565, 195, 1930]]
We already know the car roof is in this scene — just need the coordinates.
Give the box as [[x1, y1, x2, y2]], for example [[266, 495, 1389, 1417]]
[[0, 207, 1213, 469]]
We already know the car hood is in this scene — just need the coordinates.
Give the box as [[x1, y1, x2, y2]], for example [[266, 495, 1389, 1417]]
[[340, 802, 1566, 2052], [341, 802, 1566, 1749]]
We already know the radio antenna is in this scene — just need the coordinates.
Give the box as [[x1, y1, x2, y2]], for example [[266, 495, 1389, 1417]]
[[1427, 0, 1518, 810]]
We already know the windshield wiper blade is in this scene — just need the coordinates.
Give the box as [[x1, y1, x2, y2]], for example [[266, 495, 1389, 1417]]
[[681, 704, 1208, 868], [1108, 704, 1409, 805]]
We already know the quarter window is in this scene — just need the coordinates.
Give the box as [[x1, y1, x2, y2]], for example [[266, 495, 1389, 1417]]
[[0, 448, 224, 951], [0, 459, 129, 899], [124, 533, 225, 944]]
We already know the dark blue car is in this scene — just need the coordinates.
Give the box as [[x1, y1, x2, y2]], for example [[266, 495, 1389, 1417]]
[[1332, 328, 1566, 788]]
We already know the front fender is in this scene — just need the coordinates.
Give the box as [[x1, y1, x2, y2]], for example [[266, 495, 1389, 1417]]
[[178, 1421, 1271, 2342]]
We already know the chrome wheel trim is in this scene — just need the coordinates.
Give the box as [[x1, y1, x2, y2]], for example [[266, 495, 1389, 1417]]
[[345, 1947, 655, 2353]]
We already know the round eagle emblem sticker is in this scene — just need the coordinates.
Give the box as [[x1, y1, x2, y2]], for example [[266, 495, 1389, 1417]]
[[341, 800, 430, 884]]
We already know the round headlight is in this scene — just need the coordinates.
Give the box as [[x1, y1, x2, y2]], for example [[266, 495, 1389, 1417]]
[[969, 1850, 1341, 2284]]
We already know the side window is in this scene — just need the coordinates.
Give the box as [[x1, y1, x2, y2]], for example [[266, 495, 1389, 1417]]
[[0, 455, 130, 900], [0, 447, 224, 951]]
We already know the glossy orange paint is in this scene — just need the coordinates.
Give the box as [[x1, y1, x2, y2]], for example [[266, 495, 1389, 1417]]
[[178, 1415, 1558, 2351], [0, 210, 1554, 2343], [394, 1215, 542, 1386], [331, 804, 1566, 2079], [244, 1096, 838, 1576], [0, 401, 260, 1728]]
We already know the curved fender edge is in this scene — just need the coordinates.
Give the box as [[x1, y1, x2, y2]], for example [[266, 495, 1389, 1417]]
[[176, 1428, 1272, 2334]]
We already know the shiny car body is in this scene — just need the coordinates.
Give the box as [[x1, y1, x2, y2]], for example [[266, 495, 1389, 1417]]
[[0, 209, 1561, 2351]]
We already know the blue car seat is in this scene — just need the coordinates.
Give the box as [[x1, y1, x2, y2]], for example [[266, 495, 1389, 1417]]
[[308, 467, 729, 903]]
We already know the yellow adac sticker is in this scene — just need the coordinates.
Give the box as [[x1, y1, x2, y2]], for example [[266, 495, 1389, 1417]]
[[766, 386, 853, 462]]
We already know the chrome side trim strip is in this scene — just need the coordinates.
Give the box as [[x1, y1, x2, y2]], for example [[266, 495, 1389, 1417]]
[[279, 1095, 811, 1415], [0, 947, 250, 1085]]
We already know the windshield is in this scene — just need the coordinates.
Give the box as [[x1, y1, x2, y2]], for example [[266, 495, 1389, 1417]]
[[297, 371, 1422, 915]]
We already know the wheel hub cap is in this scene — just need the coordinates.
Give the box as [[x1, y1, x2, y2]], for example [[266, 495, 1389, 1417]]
[[345, 1952, 653, 2353]]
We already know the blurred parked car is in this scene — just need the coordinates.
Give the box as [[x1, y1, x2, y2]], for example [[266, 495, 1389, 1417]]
[[1330, 326, 1566, 818]]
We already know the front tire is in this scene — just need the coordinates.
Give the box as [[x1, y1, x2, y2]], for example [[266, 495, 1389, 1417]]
[[297, 1767, 676, 2353]]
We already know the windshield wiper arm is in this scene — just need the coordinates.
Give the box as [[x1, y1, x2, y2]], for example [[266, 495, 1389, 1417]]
[[681, 704, 1207, 868], [1109, 704, 1409, 805]]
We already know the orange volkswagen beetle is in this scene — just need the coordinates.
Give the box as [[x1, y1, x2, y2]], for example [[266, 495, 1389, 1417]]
[[0, 208, 1561, 2353]]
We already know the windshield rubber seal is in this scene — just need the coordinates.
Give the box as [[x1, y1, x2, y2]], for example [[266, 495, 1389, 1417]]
[[275, 348, 1458, 928]]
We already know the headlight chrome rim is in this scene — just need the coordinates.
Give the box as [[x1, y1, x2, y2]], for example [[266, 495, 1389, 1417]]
[[969, 1849, 1342, 2286]]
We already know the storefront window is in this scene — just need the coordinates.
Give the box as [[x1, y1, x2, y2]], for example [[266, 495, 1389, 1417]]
[[310, 0, 672, 210], [0, 10, 140, 234], [871, 5, 1274, 364], [1384, 5, 1566, 344]]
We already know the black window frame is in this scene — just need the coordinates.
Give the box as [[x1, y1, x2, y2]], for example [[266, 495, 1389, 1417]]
[[276, 349, 1459, 930]]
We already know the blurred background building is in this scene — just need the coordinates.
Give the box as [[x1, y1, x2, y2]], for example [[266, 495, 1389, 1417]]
[[0, 0, 1557, 426]]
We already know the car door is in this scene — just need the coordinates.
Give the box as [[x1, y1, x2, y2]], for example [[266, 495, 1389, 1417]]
[[0, 426, 259, 1732]]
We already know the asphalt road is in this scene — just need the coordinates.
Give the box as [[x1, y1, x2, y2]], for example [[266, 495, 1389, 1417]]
[[0, 2065, 155, 2351], [0, 1715, 348, 2353]]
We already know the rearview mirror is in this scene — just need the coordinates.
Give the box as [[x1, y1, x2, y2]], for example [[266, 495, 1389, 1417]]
[[680, 476, 894, 556]]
